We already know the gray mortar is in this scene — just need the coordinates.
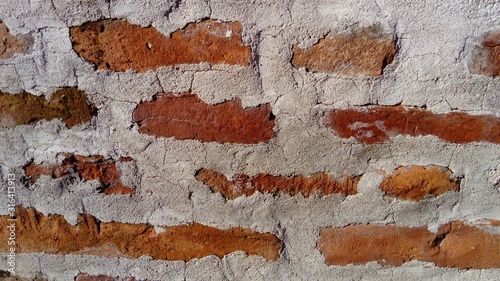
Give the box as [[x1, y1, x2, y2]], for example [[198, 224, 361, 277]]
[[1, 0, 500, 280]]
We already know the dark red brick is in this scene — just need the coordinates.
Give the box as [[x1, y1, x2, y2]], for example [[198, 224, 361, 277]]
[[322, 106, 500, 144], [132, 93, 275, 144]]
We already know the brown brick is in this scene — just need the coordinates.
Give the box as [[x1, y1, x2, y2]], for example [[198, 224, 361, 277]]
[[470, 31, 500, 76], [76, 274, 143, 281], [318, 221, 500, 269], [0, 88, 96, 128], [0, 207, 280, 261], [292, 28, 396, 76], [70, 19, 251, 72], [380, 166, 460, 201], [25, 154, 136, 195], [322, 106, 500, 144], [195, 168, 359, 199], [0, 21, 32, 59], [132, 93, 275, 144]]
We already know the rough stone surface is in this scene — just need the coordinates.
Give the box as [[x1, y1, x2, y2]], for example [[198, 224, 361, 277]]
[[70, 19, 251, 72], [132, 93, 275, 144], [318, 221, 500, 269], [195, 168, 359, 199], [470, 31, 500, 76], [0, 21, 32, 59], [0, 88, 96, 128], [24, 154, 137, 195], [292, 28, 396, 76], [380, 166, 460, 201], [0, 207, 280, 261], [322, 106, 500, 144]]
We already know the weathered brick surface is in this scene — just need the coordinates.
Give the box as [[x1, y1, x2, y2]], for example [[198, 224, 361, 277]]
[[70, 19, 251, 72], [0, 88, 96, 128], [380, 166, 460, 201], [0, 207, 280, 261], [25, 154, 136, 195], [322, 106, 500, 144], [470, 31, 500, 76], [195, 168, 359, 199], [133, 93, 275, 144], [318, 221, 500, 269], [0, 271, 46, 281], [76, 274, 143, 281], [292, 29, 396, 76], [0, 21, 32, 59]]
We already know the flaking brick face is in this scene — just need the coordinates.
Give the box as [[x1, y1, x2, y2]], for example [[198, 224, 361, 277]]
[[0, 0, 499, 280]]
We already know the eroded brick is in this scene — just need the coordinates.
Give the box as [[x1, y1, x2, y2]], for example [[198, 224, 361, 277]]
[[70, 19, 251, 72], [0, 88, 96, 128], [292, 28, 396, 76], [195, 168, 359, 199], [322, 106, 500, 144], [0, 21, 32, 59], [132, 93, 275, 144], [76, 274, 143, 281], [318, 221, 500, 269], [470, 31, 500, 76], [25, 154, 136, 195], [380, 166, 460, 201], [0, 207, 280, 261]]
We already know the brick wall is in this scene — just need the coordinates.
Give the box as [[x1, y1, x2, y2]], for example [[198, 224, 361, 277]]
[[0, 0, 499, 280]]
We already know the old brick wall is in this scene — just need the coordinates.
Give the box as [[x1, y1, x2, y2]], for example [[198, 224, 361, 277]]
[[0, 0, 499, 280]]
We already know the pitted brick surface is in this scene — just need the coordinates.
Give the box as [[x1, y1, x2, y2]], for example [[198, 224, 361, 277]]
[[70, 19, 252, 72], [196, 168, 359, 199], [322, 106, 500, 144]]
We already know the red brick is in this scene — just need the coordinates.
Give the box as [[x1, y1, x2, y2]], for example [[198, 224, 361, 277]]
[[132, 93, 275, 144], [0, 21, 32, 59], [322, 106, 500, 144], [380, 166, 460, 201], [70, 19, 251, 72], [25, 154, 136, 195], [292, 28, 396, 76], [470, 31, 500, 76], [318, 221, 500, 269], [0, 88, 96, 128], [195, 168, 359, 199], [0, 207, 280, 261]]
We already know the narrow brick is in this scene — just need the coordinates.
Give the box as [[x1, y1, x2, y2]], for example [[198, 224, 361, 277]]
[[469, 31, 500, 76], [380, 166, 460, 201], [0, 21, 32, 59], [0, 88, 96, 128], [25, 154, 136, 195], [0, 207, 280, 261], [132, 93, 275, 144], [322, 106, 500, 144], [0, 271, 47, 281], [195, 168, 359, 199], [70, 19, 251, 72], [292, 28, 396, 76], [76, 274, 143, 281], [318, 221, 500, 269]]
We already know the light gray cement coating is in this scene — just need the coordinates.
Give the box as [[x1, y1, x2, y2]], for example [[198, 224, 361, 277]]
[[0, 0, 499, 280]]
